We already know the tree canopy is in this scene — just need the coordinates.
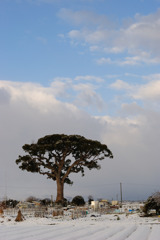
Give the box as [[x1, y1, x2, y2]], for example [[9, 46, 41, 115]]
[[72, 196, 85, 206], [16, 134, 113, 203], [143, 192, 160, 215]]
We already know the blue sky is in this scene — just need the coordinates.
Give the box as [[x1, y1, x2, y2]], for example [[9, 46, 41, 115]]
[[1, 0, 160, 86], [0, 0, 160, 201]]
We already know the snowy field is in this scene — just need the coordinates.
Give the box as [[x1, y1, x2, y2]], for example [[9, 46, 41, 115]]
[[0, 213, 160, 240]]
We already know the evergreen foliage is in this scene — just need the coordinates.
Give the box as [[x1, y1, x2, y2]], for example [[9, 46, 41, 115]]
[[72, 195, 85, 206], [16, 134, 113, 203], [143, 192, 160, 215], [88, 195, 94, 205]]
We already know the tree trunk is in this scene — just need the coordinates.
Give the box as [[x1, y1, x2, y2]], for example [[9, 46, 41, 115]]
[[56, 180, 64, 203]]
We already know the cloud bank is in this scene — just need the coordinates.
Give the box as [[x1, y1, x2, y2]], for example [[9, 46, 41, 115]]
[[1, 76, 160, 201]]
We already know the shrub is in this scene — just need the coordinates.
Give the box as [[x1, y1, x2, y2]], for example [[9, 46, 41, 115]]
[[143, 192, 160, 215], [71, 196, 85, 206]]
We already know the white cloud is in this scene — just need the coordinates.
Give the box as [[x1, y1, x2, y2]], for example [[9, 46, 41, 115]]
[[73, 83, 105, 110], [36, 36, 47, 45], [119, 53, 160, 66], [74, 75, 104, 83], [96, 57, 113, 65], [0, 77, 107, 114], [26, 0, 59, 4], [58, 33, 65, 39], [89, 45, 100, 52], [99, 115, 141, 146], [110, 76, 160, 111], [110, 80, 132, 91], [94, 111, 160, 201], [50, 76, 106, 112], [58, 8, 111, 27], [134, 80, 160, 100], [0, 81, 60, 113], [97, 52, 160, 66], [50, 77, 72, 98], [68, 30, 82, 40], [109, 47, 124, 54], [142, 73, 160, 81], [59, 9, 160, 65], [121, 102, 144, 116], [114, 10, 160, 57], [0, 87, 11, 105]]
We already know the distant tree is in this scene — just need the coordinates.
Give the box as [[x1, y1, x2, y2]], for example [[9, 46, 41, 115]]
[[88, 195, 94, 205], [72, 196, 85, 206], [40, 198, 51, 206], [143, 192, 160, 215], [26, 196, 38, 203], [16, 134, 113, 204], [97, 198, 102, 202], [62, 198, 69, 207], [1, 199, 18, 208]]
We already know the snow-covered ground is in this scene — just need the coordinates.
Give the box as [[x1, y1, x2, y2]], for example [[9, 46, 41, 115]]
[[0, 212, 160, 240]]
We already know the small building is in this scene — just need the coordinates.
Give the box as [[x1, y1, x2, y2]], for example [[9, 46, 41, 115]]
[[111, 200, 119, 206], [122, 202, 144, 213], [91, 200, 109, 210], [91, 201, 99, 211], [16, 201, 40, 209], [99, 200, 109, 208], [32, 201, 41, 207]]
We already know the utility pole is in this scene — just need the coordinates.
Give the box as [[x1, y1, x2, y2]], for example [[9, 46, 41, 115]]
[[4, 170, 8, 207], [120, 182, 122, 208], [51, 195, 53, 207]]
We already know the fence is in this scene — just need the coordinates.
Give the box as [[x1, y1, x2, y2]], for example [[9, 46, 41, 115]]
[[3, 206, 114, 219], [3, 206, 90, 219], [4, 207, 54, 218], [71, 207, 88, 219]]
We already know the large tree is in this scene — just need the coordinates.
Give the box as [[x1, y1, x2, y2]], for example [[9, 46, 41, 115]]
[[16, 134, 113, 203]]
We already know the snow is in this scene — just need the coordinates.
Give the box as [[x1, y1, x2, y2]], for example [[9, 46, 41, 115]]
[[0, 212, 160, 240]]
